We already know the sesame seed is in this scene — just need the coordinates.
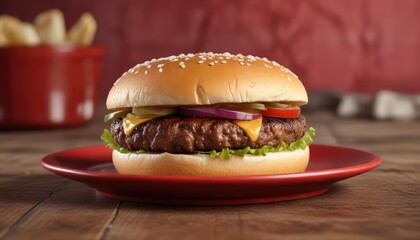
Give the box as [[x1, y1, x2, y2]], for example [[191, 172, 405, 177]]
[[147, 65, 152, 69], [246, 63, 251, 66], [240, 62, 245, 66], [238, 59, 244, 62], [157, 64, 164, 68], [159, 68, 163, 72], [179, 62, 185, 66], [280, 67, 285, 72], [151, 58, 157, 62], [214, 61, 218, 63], [198, 60, 204, 64], [221, 60, 227, 64], [247, 55, 256, 60], [209, 62, 215, 66], [185, 57, 190, 60], [218, 57, 223, 60], [180, 64, 186, 68], [145, 70, 149, 75], [264, 64, 272, 68], [178, 53, 185, 58]]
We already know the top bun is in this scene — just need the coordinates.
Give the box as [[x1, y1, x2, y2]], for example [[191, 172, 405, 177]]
[[106, 52, 308, 109]]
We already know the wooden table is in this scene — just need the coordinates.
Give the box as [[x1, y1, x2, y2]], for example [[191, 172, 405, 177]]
[[1, 111, 419, 240]]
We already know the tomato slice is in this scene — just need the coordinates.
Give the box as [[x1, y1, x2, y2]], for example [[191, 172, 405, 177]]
[[260, 107, 300, 118]]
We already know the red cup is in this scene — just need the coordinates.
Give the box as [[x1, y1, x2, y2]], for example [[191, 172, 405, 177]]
[[0, 45, 104, 128]]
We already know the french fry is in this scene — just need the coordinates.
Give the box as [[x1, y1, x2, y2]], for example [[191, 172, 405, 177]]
[[66, 13, 97, 46], [0, 32, 8, 47], [34, 9, 66, 45], [0, 15, 20, 43], [14, 23, 41, 46], [0, 17, 11, 46], [0, 15, 20, 27], [0, 15, 40, 46], [0, 15, 22, 45]]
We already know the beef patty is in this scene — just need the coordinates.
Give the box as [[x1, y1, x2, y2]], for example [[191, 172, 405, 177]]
[[110, 115, 306, 153]]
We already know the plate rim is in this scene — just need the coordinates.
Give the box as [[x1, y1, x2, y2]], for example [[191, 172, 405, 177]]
[[41, 144, 382, 183]]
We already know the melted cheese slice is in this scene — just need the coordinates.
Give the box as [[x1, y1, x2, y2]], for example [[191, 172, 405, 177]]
[[235, 118, 263, 142], [123, 116, 155, 136]]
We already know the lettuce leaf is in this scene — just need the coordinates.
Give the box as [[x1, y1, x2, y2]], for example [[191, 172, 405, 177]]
[[101, 129, 144, 154], [198, 127, 315, 159], [101, 127, 315, 160]]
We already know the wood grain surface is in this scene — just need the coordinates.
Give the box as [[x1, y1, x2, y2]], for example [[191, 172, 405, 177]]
[[0, 111, 419, 240]]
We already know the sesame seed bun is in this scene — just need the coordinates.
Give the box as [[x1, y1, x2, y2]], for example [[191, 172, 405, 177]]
[[112, 147, 309, 176], [106, 52, 307, 109]]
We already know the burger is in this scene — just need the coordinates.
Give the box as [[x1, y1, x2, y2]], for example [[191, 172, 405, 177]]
[[101, 52, 315, 176]]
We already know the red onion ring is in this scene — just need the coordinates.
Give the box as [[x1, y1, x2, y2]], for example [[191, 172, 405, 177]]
[[180, 107, 261, 120]]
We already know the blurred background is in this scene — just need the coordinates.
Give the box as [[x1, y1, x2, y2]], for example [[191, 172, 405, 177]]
[[1, 0, 420, 125]]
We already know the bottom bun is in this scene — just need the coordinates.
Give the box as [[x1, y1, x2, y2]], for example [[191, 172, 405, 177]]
[[112, 147, 310, 176]]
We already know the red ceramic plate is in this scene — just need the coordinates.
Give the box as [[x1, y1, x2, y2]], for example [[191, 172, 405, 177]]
[[41, 145, 381, 205]]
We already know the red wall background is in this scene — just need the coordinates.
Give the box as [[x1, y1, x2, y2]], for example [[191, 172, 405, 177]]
[[1, 0, 420, 99]]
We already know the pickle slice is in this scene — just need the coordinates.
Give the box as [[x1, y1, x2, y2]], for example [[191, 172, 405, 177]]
[[132, 106, 177, 116], [264, 102, 291, 108], [104, 109, 131, 122], [220, 103, 267, 111]]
